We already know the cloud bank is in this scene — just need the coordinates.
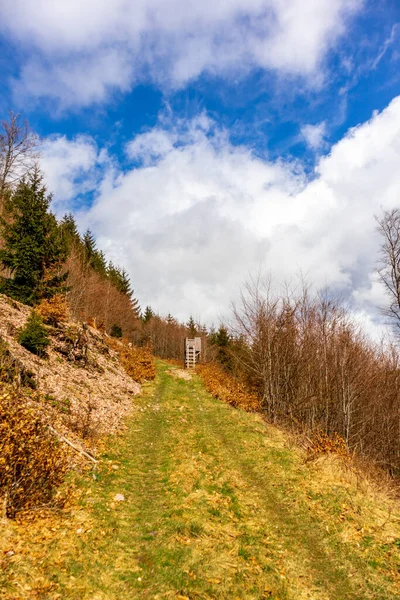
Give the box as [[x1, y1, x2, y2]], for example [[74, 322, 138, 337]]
[[39, 96, 400, 335], [0, 0, 362, 107]]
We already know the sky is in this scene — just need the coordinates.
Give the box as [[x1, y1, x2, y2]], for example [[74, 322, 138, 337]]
[[0, 0, 400, 333]]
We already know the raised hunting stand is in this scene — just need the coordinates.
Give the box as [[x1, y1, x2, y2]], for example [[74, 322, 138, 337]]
[[185, 337, 202, 369]]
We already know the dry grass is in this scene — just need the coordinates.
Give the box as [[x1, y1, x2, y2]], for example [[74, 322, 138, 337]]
[[167, 367, 193, 381]]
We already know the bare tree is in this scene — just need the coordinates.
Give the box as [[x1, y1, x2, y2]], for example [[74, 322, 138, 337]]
[[376, 208, 400, 331], [229, 272, 400, 474], [0, 111, 39, 194]]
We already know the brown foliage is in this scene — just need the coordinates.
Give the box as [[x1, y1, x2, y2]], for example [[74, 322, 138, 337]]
[[68, 396, 100, 441], [231, 276, 400, 477], [108, 338, 156, 383], [0, 386, 68, 518], [197, 362, 260, 412], [65, 247, 140, 339], [307, 430, 349, 461], [37, 294, 69, 326], [131, 313, 208, 363], [133, 314, 188, 359]]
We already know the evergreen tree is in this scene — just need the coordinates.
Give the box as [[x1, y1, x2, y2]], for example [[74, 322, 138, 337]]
[[0, 169, 67, 304], [130, 295, 141, 319], [107, 261, 119, 286], [166, 313, 176, 326], [186, 316, 197, 337], [60, 212, 80, 246], [210, 324, 233, 369], [119, 268, 132, 297], [108, 263, 132, 296], [215, 325, 230, 347], [142, 306, 154, 323], [83, 229, 107, 275], [95, 249, 107, 276], [110, 323, 123, 338], [83, 229, 96, 261], [18, 310, 50, 356], [107, 262, 140, 317]]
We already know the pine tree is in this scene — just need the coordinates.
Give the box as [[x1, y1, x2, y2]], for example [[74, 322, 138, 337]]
[[60, 212, 80, 246], [142, 306, 154, 323], [210, 325, 233, 369], [107, 263, 132, 296], [83, 229, 97, 262], [166, 313, 176, 325], [186, 316, 197, 337], [110, 323, 123, 338], [119, 268, 132, 297], [107, 261, 119, 286], [130, 295, 141, 318], [18, 310, 50, 356], [0, 169, 67, 305], [82, 229, 107, 275]]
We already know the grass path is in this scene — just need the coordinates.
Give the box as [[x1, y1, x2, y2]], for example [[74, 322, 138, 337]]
[[1, 362, 399, 599]]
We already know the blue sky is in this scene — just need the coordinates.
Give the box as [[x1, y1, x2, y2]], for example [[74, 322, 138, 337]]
[[0, 0, 400, 331]]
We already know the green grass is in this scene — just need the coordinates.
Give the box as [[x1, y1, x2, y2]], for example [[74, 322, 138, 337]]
[[1, 361, 399, 599]]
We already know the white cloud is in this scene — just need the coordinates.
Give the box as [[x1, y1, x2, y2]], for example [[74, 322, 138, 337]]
[[37, 95, 400, 332], [301, 121, 327, 149], [13, 50, 134, 108], [40, 135, 107, 213], [127, 130, 177, 165], [372, 23, 399, 70], [0, 0, 362, 107]]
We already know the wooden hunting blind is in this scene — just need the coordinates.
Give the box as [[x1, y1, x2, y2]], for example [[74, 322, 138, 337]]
[[185, 337, 201, 368]]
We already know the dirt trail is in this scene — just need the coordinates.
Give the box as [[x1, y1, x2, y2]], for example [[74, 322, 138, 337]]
[[1, 362, 399, 599]]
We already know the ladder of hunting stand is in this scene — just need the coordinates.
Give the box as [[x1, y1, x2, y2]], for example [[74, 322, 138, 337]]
[[185, 338, 201, 369]]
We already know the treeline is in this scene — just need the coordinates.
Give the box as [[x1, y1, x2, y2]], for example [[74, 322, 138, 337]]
[[0, 113, 142, 336], [0, 153, 205, 347], [0, 169, 141, 337], [207, 278, 400, 477], [0, 112, 210, 345], [133, 311, 206, 359], [3, 112, 400, 478], [60, 214, 141, 337]]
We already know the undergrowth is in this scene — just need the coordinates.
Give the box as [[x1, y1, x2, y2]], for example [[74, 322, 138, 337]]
[[108, 338, 156, 383], [37, 294, 69, 326], [197, 361, 260, 412], [18, 310, 50, 356], [0, 385, 68, 518]]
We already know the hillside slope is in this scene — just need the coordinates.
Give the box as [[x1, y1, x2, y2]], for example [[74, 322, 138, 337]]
[[1, 362, 399, 599], [0, 294, 140, 452]]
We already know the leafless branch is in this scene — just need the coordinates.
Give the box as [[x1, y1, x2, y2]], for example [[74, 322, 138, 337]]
[[0, 111, 39, 194]]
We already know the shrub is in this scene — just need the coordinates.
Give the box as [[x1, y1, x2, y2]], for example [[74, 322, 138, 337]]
[[197, 362, 260, 412], [108, 339, 156, 383], [18, 310, 50, 356], [68, 397, 99, 440], [307, 430, 349, 460], [0, 386, 68, 517], [110, 324, 123, 338], [37, 294, 69, 326]]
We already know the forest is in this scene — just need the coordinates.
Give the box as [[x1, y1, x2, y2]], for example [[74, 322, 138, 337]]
[[1, 111, 400, 479]]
